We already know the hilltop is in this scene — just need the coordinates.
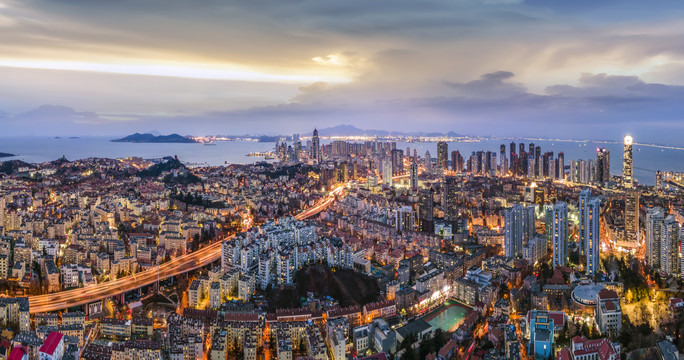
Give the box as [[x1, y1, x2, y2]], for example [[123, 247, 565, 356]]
[[111, 133, 197, 143]]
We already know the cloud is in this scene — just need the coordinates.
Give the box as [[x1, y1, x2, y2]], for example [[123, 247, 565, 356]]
[[1, 0, 684, 144], [444, 71, 527, 97]]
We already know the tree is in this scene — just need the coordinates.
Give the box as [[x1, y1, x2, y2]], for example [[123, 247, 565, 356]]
[[418, 337, 432, 359], [402, 346, 417, 360], [432, 328, 447, 351]]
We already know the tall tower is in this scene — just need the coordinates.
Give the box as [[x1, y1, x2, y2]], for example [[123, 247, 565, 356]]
[[418, 189, 434, 233], [585, 198, 601, 276], [437, 141, 448, 170], [578, 188, 591, 261], [505, 205, 524, 258], [311, 128, 320, 164], [383, 161, 393, 188], [451, 151, 463, 173], [624, 190, 640, 245], [623, 135, 634, 189], [660, 215, 680, 275], [410, 162, 418, 189], [552, 202, 568, 268], [444, 176, 459, 222], [596, 148, 610, 184], [646, 206, 665, 271]]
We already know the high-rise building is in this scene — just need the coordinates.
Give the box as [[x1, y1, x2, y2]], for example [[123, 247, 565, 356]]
[[505, 205, 524, 258], [383, 161, 393, 188], [585, 198, 601, 276], [451, 151, 463, 173], [552, 202, 568, 268], [623, 135, 633, 189], [444, 176, 459, 222], [624, 190, 639, 245], [311, 128, 320, 164], [509, 142, 516, 167], [391, 149, 403, 175], [418, 189, 434, 233], [557, 152, 564, 180], [569, 160, 577, 183], [596, 148, 610, 184], [527, 155, 536, 179], [410, 162, 418, 189], [437, 141, 448, 170], [646, 207, 665, 271], [660, 215, 680, 275], [505, 205, 536, 259], [500, 144, 507, 169], [578, 189, 590, 261]]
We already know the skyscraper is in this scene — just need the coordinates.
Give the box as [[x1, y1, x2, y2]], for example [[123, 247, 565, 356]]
[[437, 141, 448, 170], [596, 148, 610, 184], [505, 205, 524, 258], [660, 215, 680, 275], [552, 202, 568, 268], [500, 144, 506, 168], [646, 207, 665, 271], [418, 189, 434, 233], [527, 154, 536, 179], [451, 150, 463, 173], [311, 128, 320, 164], [557, 152, 564, 180], [585, 198, 601, 276], [391, 149, 403, 175], [410, 162, 418, 189], [578, 189, 590, 261], [444, 176, 459, 222], [623, 135, 633, 189], [383, 161, 393, 187], [624, 190, 639, 245], [510, 141, 516, 173]]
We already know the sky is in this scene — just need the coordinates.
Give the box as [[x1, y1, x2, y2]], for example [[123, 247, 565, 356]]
[[1, 0, 684, 144]]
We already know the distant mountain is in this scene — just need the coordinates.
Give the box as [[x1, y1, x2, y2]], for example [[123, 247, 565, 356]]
[[0, 152, 15, 158], [112, 133, 197, 143], [316, 124, 464, 137]]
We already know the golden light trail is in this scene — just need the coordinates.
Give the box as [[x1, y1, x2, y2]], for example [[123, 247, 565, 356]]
[[0, 59, 351, 84]]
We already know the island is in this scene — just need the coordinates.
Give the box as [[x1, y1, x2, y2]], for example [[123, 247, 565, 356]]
[[0, 152, 15, 158], [111, 133, 198, 143]]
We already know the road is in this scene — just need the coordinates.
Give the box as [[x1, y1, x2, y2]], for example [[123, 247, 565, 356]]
[[28, 185, 346, 314]]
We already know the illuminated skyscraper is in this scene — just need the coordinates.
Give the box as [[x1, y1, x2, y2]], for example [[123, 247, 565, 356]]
[[410, 162, 418, 189], [451, 150, 463, 173], [584, 197, 601, 276], [623, 135, 633, 189], [660, 215, 680, 275], [510, 142, 516, 173], [391, 149, 403, 175], [552, 202, 568, 268], [578, 189, 590, 261], [624, 190, 639, 245], [437, 141, 448, 170], [418, 189, 434, 233], [646, 206, 665, 271], [596, 148, 610, 184], [505, 205, 524, 258], [383, 161, 393, 188], [444, 176, 459, 222], [311, 128, 320, 164]]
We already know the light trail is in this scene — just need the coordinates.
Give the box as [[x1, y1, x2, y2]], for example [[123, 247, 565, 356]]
[[28, 185, 346, 313]]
